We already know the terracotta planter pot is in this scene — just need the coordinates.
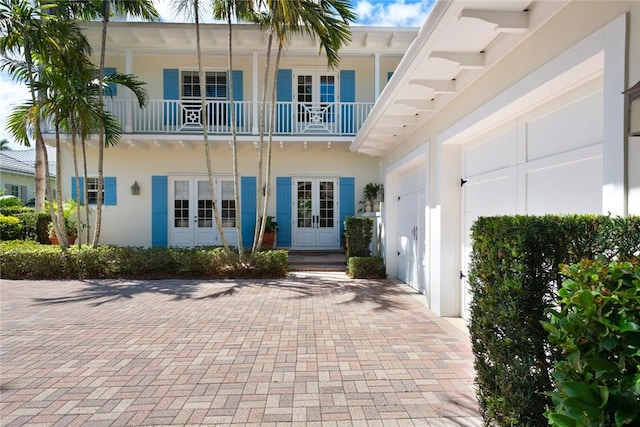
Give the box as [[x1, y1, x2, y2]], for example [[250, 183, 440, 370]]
[[49, 236, 77, 245], [262, 232, 275, 249]]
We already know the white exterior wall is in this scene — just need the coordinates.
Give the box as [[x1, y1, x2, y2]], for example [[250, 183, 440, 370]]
[[376, 2, 639, 317], [58, 142, 379, 247]]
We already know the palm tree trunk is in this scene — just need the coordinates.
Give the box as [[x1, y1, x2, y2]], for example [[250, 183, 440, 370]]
[[81, 136, 90, 245], [191, 2, 229, 252], [252, 32, 273, 253], [92, 0, 109, 247], [71, 118, 82, 247], [23, 40, 46, 212], [227, 9, 242, 257], [257, 41, 283, 251], [55, 118, 69, 249]]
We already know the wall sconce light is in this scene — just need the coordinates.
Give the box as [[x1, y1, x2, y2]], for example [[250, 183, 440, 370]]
[[623, 80, 640, 137], [377, 184, 384, 203], [131, 181, 140, 196]]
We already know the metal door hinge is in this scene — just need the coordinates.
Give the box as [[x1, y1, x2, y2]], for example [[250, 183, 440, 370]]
[[460, 271, 466, 279], [460, 178, 467, 187]]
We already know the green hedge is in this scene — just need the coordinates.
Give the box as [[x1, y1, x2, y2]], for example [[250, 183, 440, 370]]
[[0, 242, 289, 280], [468, 215, 640, 426], [347, 256, 385, 279], [0, 215, 23, 240], [544, 259, 639, 427], [345, 216, 373, 258], [0, 207, 51, 243]]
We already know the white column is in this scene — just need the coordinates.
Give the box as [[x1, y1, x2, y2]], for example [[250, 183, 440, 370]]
[[125, 49, 133, 133], [252, 51, 259, 135], [374, 53, 380, 101]]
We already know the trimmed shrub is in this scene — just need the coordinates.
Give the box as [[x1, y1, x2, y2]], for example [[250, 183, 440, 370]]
[[345, 216, 373, 258], [544, 258, 640, 427], [347, 256, 385, 279], [0, 207, 51, 243], [468, 215, 640, 426], [0, 215, 23, 240], [0, 243, 289, 280]]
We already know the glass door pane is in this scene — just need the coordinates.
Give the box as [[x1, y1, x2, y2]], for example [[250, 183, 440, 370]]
[[319, 181, 334, 227], [197, 180, 213, 228], [174, 180, 190, 228], [297, 181, 313, 228]]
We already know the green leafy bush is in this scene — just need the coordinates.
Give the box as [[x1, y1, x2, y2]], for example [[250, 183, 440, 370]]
[[344, 216, 373, 258], [0, 207, 51, 243], [543, 258, 640, 427], [0, 195, 22, 208], [347, 256, 385, 278], [0, 215, 23, 240], [0, 243, 289, 280], [468, 215, 640, 426]]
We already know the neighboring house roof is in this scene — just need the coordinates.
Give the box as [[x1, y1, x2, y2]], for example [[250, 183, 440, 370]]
[[0, 148, 56, 177], [2, 147, 56, 166], [0, 152, 34, 175], [351, 0, 571, 155]]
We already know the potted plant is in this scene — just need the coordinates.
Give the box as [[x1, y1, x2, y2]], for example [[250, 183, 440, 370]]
[[47, 199, 79, 245], [261, 216, 279, 249], [359, 183, 381, 212], [48, 218, 77, 245]]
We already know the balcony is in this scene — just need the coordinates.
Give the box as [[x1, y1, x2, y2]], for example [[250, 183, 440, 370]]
[[92, 99, 374, 137]]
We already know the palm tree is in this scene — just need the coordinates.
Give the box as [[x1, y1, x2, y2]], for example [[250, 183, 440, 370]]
[[173, 0, 232, 252], [0, 0, 54, 212], [92, 0, 157, 247], [3, 8, 91, 247], [213, 0, 254, 257], [252, 0, 356, 252]]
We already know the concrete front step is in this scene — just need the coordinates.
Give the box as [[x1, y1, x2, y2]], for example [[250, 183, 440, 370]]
[[287, 251, 346, 272]]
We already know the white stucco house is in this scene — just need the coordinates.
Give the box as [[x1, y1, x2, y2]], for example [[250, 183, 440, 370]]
[[48, 0, 639, 320], [46, 22, 417, 249], [352, 0, 640, 318]]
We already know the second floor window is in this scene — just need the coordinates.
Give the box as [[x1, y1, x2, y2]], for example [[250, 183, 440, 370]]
[[182, 71, 227, 99]]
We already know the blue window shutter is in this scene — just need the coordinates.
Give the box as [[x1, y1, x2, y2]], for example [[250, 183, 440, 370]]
[[104, 177, 117, 206], [276, 69, 292, 133], [241, 176, 256, 247], [387, 71, 394, 81], [229, 70, 244, 128], [163, 69, 179, 126], [104, 67, 117, 97], [339, 177, 355, 247], [276, 177, 291, 247], [151, 176, 168, 247], [340, 70, 355, 134], [71, 177, 84, 205], [231, 70, 243, 101]]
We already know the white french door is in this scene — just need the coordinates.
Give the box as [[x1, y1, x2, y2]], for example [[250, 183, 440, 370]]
[[293, 178, 339, 249], [294, 71, 337, 133], [169, 176, 238, 247]]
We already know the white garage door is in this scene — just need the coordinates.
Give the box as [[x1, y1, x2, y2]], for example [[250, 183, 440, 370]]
[[461, 78, 604, 319], [396, 163, 427, 294]]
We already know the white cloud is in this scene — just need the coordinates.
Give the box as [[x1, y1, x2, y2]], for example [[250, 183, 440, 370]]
[[352, 0, 434, 27], [0, 72, 31, 150]]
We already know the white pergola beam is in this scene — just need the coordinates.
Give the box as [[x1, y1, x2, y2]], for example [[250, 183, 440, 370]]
[[408, 79, 456, 94], [430, 51, 485, 69], [394, 99, 436, 110], [460, 9, 529, 33]]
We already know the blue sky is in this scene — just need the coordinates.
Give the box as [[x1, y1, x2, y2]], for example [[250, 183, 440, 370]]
[[0, 0, 434, 149]]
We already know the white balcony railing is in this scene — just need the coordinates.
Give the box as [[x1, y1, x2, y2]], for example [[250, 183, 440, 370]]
[[91, 100, 374, 136]]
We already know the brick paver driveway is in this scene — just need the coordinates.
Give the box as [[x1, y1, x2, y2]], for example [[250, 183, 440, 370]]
[[1, 273, 481, 426]]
